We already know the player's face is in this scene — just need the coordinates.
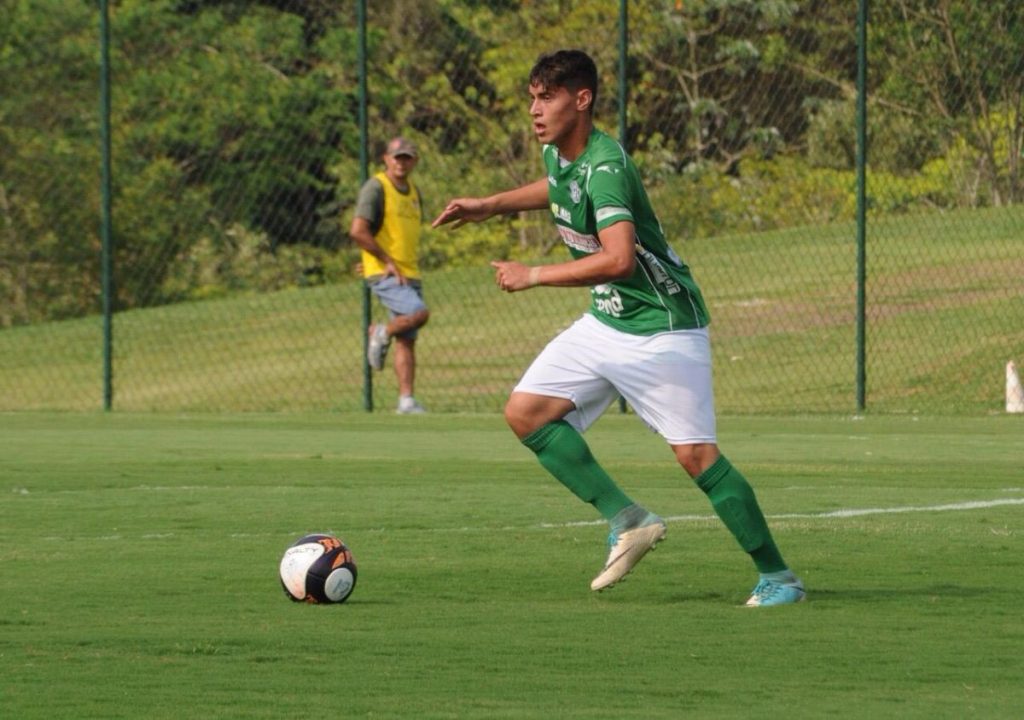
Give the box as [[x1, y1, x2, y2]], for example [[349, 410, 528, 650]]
[[529, 82, 588, 146], [384, 153, 417, 183]]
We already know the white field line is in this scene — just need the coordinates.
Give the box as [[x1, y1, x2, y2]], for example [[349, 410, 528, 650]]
[[541, 497, 1024, 529], [32, 496, 1024, 541]]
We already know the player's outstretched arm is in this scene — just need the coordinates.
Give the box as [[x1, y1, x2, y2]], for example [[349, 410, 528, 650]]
[[432, 178, 549, 229]]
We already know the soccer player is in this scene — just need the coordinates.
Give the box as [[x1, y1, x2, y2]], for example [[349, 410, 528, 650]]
[[432, 50, 804, 606]]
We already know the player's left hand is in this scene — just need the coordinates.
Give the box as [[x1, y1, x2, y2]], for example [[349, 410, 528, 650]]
[[490, 260, 532, 292]]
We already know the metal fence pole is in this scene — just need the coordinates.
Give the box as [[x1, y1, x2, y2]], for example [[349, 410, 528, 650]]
[[617, 0, 628, 415], [855, 0, 868, 412], [100, 0, 113, 411], [358, 0, 373, 412]]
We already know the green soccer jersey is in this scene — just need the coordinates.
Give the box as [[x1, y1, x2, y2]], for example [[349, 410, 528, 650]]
[[542, 128, 710, 335]]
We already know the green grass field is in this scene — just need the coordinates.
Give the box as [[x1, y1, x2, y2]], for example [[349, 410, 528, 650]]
[[2, 411, 1022, 718]]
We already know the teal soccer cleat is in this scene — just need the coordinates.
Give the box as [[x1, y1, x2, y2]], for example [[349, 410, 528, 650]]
[[744, 577, 806, 607]]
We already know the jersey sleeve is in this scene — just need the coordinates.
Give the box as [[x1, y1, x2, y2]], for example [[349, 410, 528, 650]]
[[587, 162, 634, 231], [353, 178, 385, 234]]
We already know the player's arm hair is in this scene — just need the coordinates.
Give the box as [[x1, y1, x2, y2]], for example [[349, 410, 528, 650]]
[[433, 178, 549, 228], [485, 177, 550, 215]]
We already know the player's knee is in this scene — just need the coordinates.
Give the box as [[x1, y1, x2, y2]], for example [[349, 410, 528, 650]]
[[503, 399, 530, 438], [673, 443, 719, 478], [411, 308, 429, 329], [504, 395, 552, 439], [504, 393, 574, 440]]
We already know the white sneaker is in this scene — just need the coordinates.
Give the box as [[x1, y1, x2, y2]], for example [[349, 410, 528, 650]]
[[396, 397, 426, 415], [590, 518, 667, 591], [367, 324, 390, 371]]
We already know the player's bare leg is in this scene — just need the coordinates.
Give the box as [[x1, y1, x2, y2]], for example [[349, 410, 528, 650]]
[[368, 308, 429, 412], [369, 309, 430, 371], [387, 308, 429, 338], [393, 336, 424, 414]]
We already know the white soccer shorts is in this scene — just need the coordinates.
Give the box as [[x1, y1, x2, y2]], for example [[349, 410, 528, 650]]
[[513, 313, 717, 445]]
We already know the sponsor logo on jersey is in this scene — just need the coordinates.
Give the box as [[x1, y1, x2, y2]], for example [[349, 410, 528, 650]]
[[636, 245, 682, 295], [592, 284, 624, 317], [548, 174, 557, 187], [550, 203, 572, 223], [596, 164, 620, 174], [556, 225, 601, 253]]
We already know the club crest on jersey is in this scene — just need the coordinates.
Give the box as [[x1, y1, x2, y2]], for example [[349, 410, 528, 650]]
[[569, 180, 582, 204]]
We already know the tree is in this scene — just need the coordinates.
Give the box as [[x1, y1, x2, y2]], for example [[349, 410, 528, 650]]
[[626, 0, 808, 173], [871, 1, 1024, 205], [0, 0, 101, 325]]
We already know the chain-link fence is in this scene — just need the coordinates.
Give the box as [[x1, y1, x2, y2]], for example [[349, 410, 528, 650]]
[[1, 0, 1022, 415]]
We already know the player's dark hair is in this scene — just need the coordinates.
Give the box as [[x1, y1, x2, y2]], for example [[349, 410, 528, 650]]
[[529, 49, 598, 113]]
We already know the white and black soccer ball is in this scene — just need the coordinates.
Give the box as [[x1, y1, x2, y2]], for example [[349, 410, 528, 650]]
[[279, 533, 358, 604]]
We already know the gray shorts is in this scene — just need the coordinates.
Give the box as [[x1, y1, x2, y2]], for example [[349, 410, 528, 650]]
[[367, 275, 428, 339]]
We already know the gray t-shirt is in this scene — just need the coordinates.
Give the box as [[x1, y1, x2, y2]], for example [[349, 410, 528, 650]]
[[354, 177, 386, 235]]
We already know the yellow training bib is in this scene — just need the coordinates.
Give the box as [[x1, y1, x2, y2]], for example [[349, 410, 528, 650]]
[[361, 172, 422, 279]]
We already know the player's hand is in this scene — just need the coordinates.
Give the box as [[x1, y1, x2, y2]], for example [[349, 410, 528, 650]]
[[490, 260, 533, 293], [382, 258, 408, 285], [432, 198, 492, 229]]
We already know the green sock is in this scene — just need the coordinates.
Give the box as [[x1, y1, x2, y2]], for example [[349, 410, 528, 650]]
[[695, 455, 787, 574], [521, 420, 634, 520]]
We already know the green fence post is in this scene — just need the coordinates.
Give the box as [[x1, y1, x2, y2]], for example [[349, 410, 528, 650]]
[[358, 0, 373, 412], [100, 0, 113, 411], [618, 0, 628, 414], [855, 0, 868, 413]]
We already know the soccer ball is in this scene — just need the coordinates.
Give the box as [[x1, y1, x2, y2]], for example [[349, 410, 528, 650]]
[[279, 533, 358, 604]]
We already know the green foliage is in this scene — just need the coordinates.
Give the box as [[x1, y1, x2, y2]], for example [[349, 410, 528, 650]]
[[162, 223, 350, 301], [114, 0, 355, 248], [642, 155, 856, 237], [64, 0, 361, 312], [0, 0, 101, 325], [805, 98, 941, 173], [3, 0, 1023, 325], [870, 1, 1024, 205]]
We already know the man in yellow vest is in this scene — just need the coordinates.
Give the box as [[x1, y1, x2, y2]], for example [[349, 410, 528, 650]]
[[349, 137, 430, 414]]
